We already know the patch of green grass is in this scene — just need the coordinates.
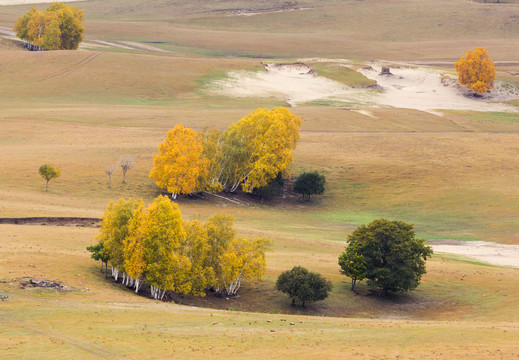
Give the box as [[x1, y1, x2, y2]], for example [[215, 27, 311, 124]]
[[461, 111, 519, 124], [433, 253, 498, 268], [312, 63, 376, 88]]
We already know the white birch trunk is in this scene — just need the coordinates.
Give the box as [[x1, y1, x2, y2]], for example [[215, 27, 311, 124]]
[[135, 279, 142, 293]]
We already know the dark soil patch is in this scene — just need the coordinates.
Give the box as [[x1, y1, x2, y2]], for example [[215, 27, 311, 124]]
[[0, 217, 101, 227], [19, 278, 70, 292]]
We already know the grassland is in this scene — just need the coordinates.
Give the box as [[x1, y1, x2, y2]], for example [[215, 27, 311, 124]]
[[1, 0, 519, 358]]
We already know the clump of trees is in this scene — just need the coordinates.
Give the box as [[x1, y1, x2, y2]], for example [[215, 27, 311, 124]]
[[454, 47, 496, 95], [149, 107, 302, 198], [88, 196, 271, 300], [38, 164, 60, 191], [276, 266, 332, 307], [338, 219, 432, 294], [294, 171, 326, 201], [14, 3, 85, 50]]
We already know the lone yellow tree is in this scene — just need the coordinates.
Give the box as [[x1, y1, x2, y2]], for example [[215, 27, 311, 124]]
[[150, 124, 210, 199], [14, 2, 84, 50], [454, 47, 496, 95]]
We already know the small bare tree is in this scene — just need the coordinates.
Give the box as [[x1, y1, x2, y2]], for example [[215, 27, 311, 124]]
[[119, 156, 134, 184], [105, 164, 116, 187]]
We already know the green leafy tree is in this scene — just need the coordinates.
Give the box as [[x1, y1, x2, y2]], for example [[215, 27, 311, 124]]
[[338, 246, 367, 290], [294, 171, 326, 201], [257, 172, 285, 201], [341, 219, 433, 295], [276, 266, 332, 307], [86, 241, 110, 278], [38, 164, 60, 191]]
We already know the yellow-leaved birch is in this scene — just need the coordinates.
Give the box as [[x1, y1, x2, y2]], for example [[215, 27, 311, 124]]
[[150, 124, 210, 199], [218, 107, 301, 193], [98, 198, 141, 282], [140, 196, 191, 300]]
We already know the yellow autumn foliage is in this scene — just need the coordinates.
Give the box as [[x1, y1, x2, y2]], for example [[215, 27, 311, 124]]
[[454, 47, 496, 94], [150, 124, 210, 199], [14, 3, 84, 50], [219, 107, 302, 193], [98, 198, 142, 274]]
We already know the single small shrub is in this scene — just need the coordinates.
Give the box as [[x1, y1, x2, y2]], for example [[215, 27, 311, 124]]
[[276, 266, 332, 307], [294, 171, 325, 202]]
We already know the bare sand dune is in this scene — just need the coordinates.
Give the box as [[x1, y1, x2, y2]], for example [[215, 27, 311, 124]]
[[211, 61, 519, 113], [430, 240, 519, 268]]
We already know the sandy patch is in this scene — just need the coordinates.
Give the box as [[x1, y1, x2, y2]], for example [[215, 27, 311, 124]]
[[429, 240, 519, 268], [210, 61, 519, 112], [0, 0, 83, 5], [225, 7, 310, 16], [211, 63, 370, 107], [358, 65, 518, 113]]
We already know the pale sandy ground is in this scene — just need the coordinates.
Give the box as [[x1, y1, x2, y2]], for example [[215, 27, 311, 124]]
[[212, 63, 371, 107], [0, 0, 83, 5], [212, 62, 519, 113], [429, 240, 519, 268], [358, 65, 518, 114]]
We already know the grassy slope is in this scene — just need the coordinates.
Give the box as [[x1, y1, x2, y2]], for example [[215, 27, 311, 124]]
[[2, 0, 519, 60], [1, 225, 518, 359]]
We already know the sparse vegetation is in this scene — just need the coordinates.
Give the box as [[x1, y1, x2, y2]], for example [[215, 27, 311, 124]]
[[119, 156, 134, 184], [104, 164, 115, 188]]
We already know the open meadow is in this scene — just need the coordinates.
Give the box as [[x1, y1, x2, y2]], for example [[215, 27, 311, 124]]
[[1, 0, 519, 358]]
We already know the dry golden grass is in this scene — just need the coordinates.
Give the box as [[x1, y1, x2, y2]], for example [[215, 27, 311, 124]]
[[0, 0, 519, 357], [1, 224, 519, 359]]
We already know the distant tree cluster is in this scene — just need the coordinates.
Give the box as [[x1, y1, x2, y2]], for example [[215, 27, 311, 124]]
[[14, 2, 85, 50], [88, 196, 271, 300], [339, 219, 432, 294], [454, 47, 496, 95], [149, 107, 302, 198]]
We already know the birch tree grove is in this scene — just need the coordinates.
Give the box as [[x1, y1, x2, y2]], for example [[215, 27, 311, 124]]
[[14, 3, 85, 50], [149, 107, 301, 197], [91, 196, 270, 299]]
